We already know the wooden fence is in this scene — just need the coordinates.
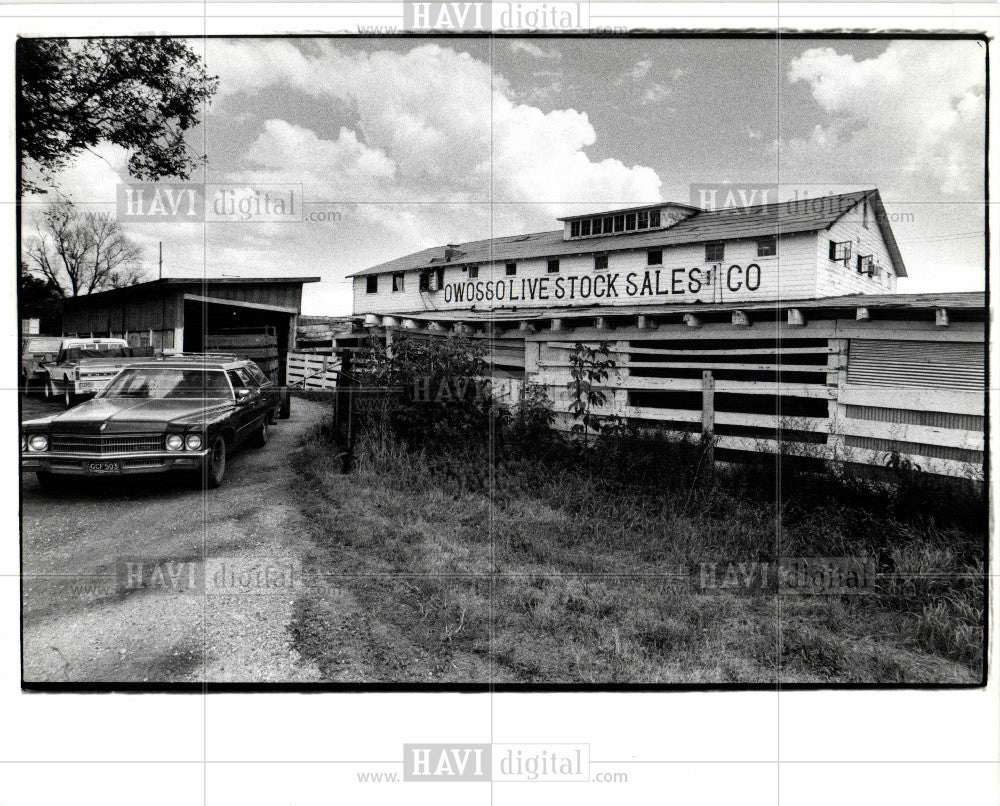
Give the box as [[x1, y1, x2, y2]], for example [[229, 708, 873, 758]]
[[526, 317, 985, 479], [286, 351, 340, 391]]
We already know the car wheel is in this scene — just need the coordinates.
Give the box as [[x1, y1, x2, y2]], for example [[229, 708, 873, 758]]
[[63, 378, 76, 408], [43, 378, 53, 398], [36, 471, 59, 492], [204, 436, 227, 488], [251, 417, 269, 448]]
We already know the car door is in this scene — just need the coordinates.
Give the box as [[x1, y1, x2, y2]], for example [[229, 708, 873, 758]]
[[244, 361, 279, 413], [226, 369, 260, 445]]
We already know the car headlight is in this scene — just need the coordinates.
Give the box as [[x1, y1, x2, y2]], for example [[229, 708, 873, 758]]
[[165, 434, 184, 451], [27, 434, 49, 452], [185, 434, 203, 451]]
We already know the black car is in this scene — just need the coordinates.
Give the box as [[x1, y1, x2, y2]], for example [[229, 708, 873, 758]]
[[21, 355, 282, 489]]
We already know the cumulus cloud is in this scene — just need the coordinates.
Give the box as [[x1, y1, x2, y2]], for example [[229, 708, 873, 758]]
[[210, 40, 661, 218], [508, 40, 561, 60], [782, 42, 985, 196]]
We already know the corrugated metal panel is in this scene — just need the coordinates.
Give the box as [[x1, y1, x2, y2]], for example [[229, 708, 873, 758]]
[[846, 339, 984, 391], [844, 404, 984, 432], [843, 434, 982, 464]]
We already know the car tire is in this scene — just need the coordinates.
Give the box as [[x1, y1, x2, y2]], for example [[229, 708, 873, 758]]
[[250, 417, 269, 448], [204, 435, 227, 488], [278, 390, 291, 420], [63, 378, 76, 408], [36, 471, 59, 492]]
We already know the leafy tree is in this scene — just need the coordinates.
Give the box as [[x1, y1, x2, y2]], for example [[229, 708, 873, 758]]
[[23, 199, 144, 296], [18, 38, 218, 191]]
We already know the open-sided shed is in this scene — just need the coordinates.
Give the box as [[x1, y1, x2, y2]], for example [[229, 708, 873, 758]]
[[60, 276, 320, 384]]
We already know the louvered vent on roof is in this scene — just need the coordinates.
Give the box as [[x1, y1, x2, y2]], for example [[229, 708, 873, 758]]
[[846, 339, 984, 391]]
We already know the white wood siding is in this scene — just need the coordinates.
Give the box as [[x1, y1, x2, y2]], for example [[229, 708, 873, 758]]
[[816, 202, 898, 296], [354, 232, 820, 315]]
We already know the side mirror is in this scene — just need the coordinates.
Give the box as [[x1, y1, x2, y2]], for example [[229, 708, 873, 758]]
[[235, 388, 252, 405]]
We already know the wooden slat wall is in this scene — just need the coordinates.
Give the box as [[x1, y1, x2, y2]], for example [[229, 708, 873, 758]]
[[525, 317, 985, 479]]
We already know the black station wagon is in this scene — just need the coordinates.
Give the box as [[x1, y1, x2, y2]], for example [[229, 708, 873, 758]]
[[21, 355, 282, 489]]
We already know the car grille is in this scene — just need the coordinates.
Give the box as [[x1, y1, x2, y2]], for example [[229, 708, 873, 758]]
[[50, 433, 163, 455]]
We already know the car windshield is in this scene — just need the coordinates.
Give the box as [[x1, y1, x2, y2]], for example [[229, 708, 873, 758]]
[[61, 345, 131, 361], [100, 367, 232, 400]]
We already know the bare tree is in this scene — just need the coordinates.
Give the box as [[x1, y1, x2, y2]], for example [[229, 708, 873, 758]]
[[23, 199, 144, 296]]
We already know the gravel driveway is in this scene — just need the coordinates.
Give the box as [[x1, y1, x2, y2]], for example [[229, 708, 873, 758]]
[[21, 396, 329, 684]]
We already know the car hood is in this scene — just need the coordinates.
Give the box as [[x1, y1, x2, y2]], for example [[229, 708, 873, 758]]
[[23, 398, 234, 434]]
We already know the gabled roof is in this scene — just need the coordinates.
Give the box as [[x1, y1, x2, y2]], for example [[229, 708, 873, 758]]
[[348, 190, 907, 278]]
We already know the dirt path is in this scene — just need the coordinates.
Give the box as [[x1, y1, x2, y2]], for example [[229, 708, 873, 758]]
[[21, 397, 329, 683]]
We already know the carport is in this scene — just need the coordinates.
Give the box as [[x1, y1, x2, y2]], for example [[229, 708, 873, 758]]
[[60, 276, 320, 385]]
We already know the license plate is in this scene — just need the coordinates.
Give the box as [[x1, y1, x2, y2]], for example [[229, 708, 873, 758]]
[[88, 461, 120, 474]]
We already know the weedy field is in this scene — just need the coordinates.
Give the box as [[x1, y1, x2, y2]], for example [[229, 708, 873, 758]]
[[289, 423, 983, 685], [287, 337, 984, 685]]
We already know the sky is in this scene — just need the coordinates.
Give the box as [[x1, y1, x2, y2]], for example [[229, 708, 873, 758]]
[[23, 36, 987, 315]]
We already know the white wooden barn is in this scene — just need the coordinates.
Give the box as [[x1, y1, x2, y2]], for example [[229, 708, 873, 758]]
[[346, 190, 985, 479]]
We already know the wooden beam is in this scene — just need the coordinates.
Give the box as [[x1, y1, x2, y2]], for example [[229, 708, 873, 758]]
[[594, 316, 609, 331], [637, 314, 658, 330], [787, 309, 805, 326], [936, 308, 950, 327], [683, 313, 701, 328], [856, 307, 870, 321], [549, 318, 564, 332], [732, 311, 750, 327]]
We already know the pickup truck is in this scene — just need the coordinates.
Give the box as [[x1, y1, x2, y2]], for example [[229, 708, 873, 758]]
[[42, 338, 154, 407], [21, 336, 64, 393]]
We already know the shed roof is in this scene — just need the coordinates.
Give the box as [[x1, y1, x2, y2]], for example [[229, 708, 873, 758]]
[[348, 189, 907, 278], [61, 277, 321, 308]]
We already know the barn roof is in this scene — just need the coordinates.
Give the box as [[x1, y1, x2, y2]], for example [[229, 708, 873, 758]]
[[348, 189, 907, 278]]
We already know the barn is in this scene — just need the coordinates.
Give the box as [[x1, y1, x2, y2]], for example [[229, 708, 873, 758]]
[[347, 190, 987, 478], [60, 276, 320, 384]]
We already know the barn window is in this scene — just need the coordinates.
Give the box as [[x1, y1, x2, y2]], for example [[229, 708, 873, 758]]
[[591, 218, 602, 235], [647, 249, 662, 265], [580, 219, 591, 236], [419, 267, 445, 291], [467, 265, 479, 279], [613, 215, 625, 232], [625, 213, 637, 231], [638, 211, 649, 229], [366, 275, 378, 294], [603, 216, 613, 233], [705, 242, 725, 262], [547, 259, 560, 273], [570, 221, 580, 237], [757, 236, 777, 257], [392, 272, 405, 292], [649, 210, 661, 228], [829, 240, 852, 264], [505, 262, 517, 276], [594, 254, 609, 270], [857, 255, 874, 275]]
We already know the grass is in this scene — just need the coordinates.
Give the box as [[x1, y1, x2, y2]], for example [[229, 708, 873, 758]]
[[287, 419, 985, 685]]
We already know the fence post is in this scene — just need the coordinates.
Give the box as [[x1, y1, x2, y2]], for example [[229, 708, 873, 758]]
[[702, 370, 715, 468]]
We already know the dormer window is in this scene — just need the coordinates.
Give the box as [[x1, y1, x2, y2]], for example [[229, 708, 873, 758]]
[[856, 255, 874, 275], [392, 272, 405, 292], [366, 275, 378, 294], [419, 267, 445, 292]]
